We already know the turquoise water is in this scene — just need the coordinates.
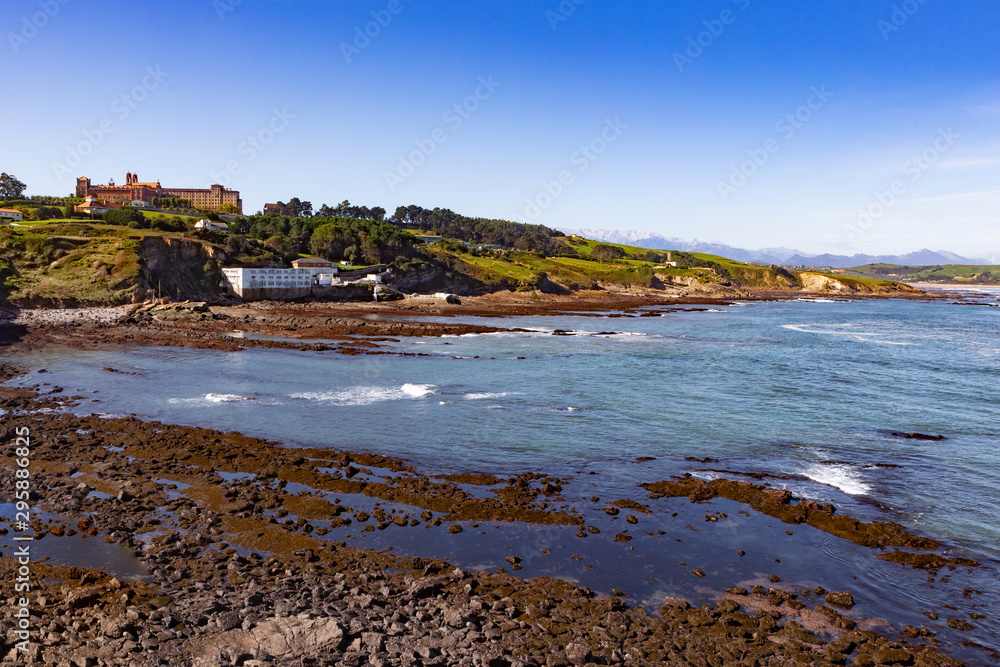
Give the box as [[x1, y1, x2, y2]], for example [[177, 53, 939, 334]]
[[4, 292, 999, 660]]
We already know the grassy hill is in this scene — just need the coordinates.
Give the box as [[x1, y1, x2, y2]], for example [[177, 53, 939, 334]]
[[424, 239, 908, 294], [0, 222, 228, 306], [847, 263, 999, 284], [0, 219, 915, 306]]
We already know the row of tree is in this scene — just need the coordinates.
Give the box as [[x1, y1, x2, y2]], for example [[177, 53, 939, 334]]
[[265, 198, 389, 222], [392, 205, 568, 254], [250, 198, 571, 260], [232, 212, 420, 266]]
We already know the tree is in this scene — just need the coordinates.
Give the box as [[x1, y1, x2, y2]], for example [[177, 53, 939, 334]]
[[0, 173, 26, 199]]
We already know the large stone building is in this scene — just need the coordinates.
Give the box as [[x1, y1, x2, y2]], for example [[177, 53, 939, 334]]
[[76, 172, 242, 214]]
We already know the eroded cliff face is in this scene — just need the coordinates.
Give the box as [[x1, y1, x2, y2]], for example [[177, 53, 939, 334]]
[[796, 272, 921, 295], [137, 237, 229, 302]]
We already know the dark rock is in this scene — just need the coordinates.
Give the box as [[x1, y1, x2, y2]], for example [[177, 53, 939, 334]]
[[825, 591, 855, 609], [871, 647, 914, 665], [890, 432, 945, 441]]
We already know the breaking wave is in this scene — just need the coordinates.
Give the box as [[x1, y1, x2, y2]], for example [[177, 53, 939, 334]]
[[290, 383, 436, 406], [803, 463, 870, 496]]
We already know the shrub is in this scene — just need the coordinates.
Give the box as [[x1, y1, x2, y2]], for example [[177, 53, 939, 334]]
[[103, 208, 147, 228], [592, 243, 627, 260]]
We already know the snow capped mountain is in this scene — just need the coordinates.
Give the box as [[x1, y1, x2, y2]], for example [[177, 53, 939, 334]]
[[559, 228, 993, 268]]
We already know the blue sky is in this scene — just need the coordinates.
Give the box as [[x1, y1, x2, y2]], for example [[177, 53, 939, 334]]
[[3, 0, 999, 257]]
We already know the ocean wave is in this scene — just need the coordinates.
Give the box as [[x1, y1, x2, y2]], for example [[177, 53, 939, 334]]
[[803, 464, 870, 496], [465, 391, 520, 400], [781, 323, 913, 345], [167, 393, 254, 406], [290, 383, 436, 406], [794, 298, 845, 303]]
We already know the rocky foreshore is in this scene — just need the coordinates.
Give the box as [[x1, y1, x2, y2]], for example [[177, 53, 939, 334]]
[[0, 366, 984, 666], [0, 285, 949, 356]]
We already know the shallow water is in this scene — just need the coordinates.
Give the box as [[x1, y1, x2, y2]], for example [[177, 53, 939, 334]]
[[4, 293, 1000, 660]]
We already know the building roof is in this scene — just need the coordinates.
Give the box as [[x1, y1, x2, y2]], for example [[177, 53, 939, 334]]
[[0, 208, 23, 214], [292, 257, 334, 266]]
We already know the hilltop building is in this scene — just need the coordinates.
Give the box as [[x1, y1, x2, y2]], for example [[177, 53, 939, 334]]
[[76, 172, 242, 214]]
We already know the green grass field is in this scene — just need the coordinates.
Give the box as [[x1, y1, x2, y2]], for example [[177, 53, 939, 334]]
[[846, 263, 999, 284]]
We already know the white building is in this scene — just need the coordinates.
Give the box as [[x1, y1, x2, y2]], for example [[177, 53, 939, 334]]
[[221, 267, 319, 298], [0, 208, 23, 223], [195, 219, 230, 233], [131, 200, 149, 208]]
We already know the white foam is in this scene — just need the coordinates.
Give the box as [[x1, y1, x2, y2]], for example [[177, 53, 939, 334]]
[[402, 383, 437, 398], [465, 391, 519, 400], [794, 298, 842, 303], [206, 393, 248, 403], [290, 384, 437, 406], [804, 464, 870, 496], [168, 393, 251, 406], [781, 323, 913, 345]]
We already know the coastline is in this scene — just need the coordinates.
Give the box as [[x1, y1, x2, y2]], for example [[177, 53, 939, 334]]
[[0, 285, 947, 354], [0, 373, 979, 666]]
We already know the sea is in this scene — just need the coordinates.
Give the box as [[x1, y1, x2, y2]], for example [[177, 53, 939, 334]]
[[2, 286, 998, 662]]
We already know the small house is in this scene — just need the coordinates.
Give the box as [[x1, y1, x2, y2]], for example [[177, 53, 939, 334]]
[[74, 197, 115, 216], [0, 208, 24, 223], [194, 219, 230, 233]]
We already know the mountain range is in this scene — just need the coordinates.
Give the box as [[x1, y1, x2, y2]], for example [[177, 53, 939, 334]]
[[559, 228, 993, 269]]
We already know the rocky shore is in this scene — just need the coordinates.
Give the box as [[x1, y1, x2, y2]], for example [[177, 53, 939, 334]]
[[0, 285, 949, 356], [0, 366, 985, 666]]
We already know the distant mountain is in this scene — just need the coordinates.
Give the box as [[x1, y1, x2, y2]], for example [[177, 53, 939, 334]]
[[559, 228, 798, 264], [782, 250, 992, 269], [559, 228, 993, 269]]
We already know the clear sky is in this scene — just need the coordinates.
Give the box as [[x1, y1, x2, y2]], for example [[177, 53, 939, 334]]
[[4, 0, 999, 258]]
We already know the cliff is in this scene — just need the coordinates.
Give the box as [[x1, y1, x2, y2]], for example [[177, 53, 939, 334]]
[[136, 236, 229, 302], [0, 224, 230, 307]]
